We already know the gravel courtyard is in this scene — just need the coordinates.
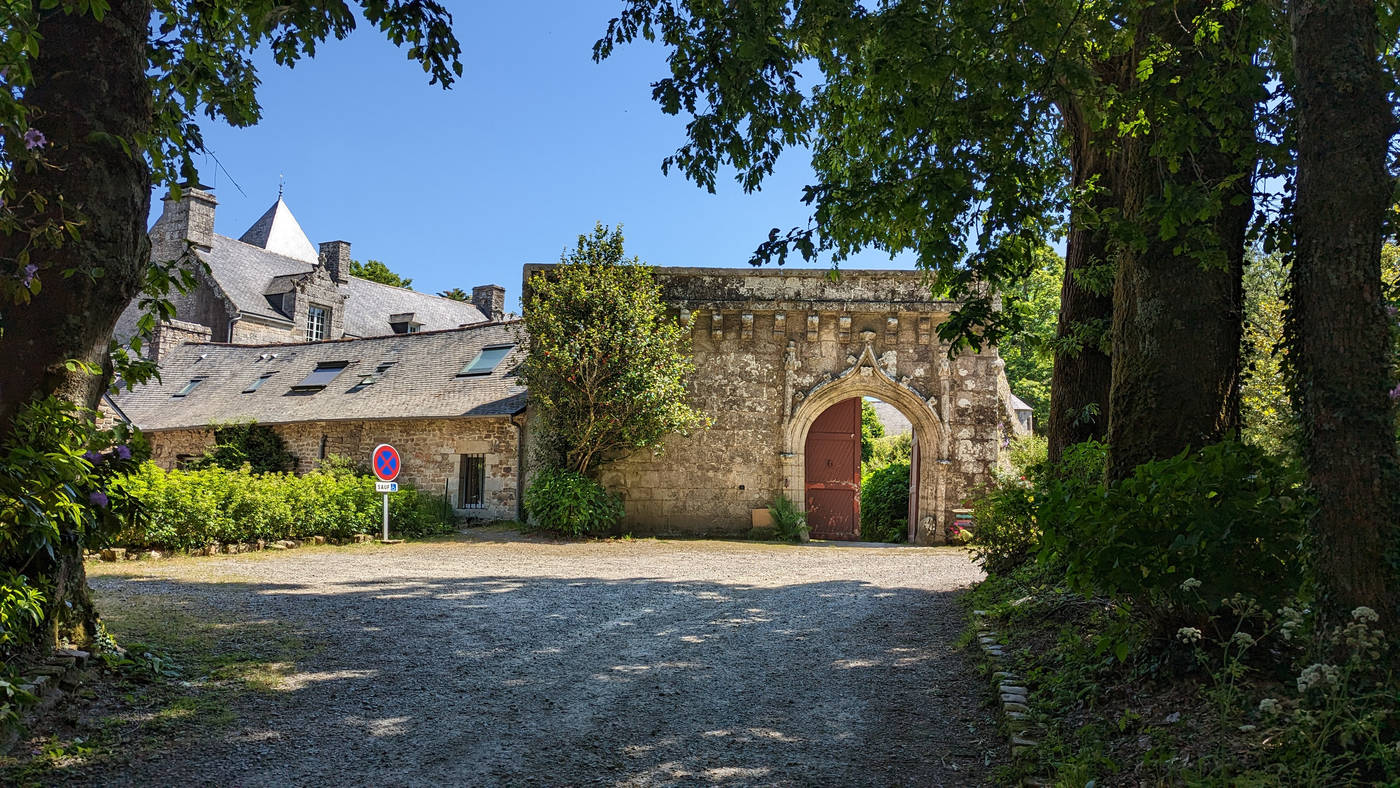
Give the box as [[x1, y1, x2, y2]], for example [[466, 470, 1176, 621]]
[[73, 532, 1001, 786]]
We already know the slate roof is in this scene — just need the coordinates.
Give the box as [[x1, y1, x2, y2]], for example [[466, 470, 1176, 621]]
[[1009, 393, 1032, 413], [203, 233, 486, 334], [112, 321, 527, 431], [238, 198, 319, 263]]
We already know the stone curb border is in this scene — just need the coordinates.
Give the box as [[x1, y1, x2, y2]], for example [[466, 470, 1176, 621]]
[[90, 534, 377, 562], [972, 609, 1050, 788], [0, 648, 93, 756]]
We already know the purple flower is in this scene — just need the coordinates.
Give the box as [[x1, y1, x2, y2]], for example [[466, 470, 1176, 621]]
[[114, 445, 132, 460], [89, 491, 109, 507], [1388, 305, 1398, 319], [20, 264, 37, 287], [22, 128, 45, 150], [1390, 384, 1400, 401], [82, 450, 103, 464]]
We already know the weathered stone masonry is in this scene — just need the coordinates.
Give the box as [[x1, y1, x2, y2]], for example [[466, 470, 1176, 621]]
[[524, 266, 1011, 545], [146, 417, 521, 522]]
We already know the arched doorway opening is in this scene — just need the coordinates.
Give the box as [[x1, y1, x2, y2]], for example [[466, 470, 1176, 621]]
[[802, 396, 919, 542], [783, 346, 947, 544]]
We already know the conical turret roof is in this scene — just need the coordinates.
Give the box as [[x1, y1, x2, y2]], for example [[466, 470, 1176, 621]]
[[238, 197, 318, 263]]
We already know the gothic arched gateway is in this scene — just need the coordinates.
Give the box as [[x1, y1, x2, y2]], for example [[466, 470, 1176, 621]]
[[526, 265, 1022, 545]]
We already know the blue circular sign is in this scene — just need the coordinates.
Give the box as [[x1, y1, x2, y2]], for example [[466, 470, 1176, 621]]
[[372, 444, 401, 482]]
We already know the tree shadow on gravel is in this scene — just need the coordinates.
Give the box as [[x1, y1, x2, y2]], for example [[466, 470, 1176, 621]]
[[11, 571, 1005, 787]]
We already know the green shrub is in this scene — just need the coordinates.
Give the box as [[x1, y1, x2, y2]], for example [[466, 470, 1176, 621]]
[[111, 462, 453, 548], [969, 474, 1040, 574], [860, 462, 909, 543], [1038, 440, 1309, 630], [768, 493, 809, 542], [1007, 434, 1047, 474], [523, 468, 623, 537], [189, 422, 297, 474], [970, 440, 1104, 576]]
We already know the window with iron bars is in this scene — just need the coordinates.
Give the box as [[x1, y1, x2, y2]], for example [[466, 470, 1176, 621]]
[[459, 454, 486, 509]]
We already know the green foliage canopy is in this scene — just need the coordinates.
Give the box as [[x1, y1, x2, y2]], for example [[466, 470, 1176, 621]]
[[521, 224, 710, 476], [349, 259, 413, 289]]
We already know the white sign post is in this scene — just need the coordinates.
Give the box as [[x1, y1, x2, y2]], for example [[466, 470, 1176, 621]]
[[371, 444, 402, 544]]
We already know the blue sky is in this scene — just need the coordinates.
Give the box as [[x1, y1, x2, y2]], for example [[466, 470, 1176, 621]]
[[182, 2, 917, 308]]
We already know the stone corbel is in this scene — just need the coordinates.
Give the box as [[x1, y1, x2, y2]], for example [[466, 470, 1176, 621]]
[[774, 311, 787, 337], [741, 313, 754, 342], [806, 313, 820, 342], [711, 311, 724, 341], [918, 316, 932, 345], [838, 315, 852, 342]]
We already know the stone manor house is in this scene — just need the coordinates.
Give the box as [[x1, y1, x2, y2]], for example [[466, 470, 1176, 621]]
[[112, 190, 1028, 542]]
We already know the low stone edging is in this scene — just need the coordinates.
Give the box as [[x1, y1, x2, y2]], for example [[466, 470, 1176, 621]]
[[972, 609, 1049, 787], [91, 533, 377, 562], [0, 648, 93, 756]]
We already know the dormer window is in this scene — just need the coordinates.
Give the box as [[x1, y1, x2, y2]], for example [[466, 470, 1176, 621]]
[[306, 305, 330, 341], [389, 312, 421, 334]]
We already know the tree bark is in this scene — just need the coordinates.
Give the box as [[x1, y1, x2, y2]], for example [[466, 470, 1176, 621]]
[[1289, 0, 1399, 627], [1105, 14, 1252, 480], [1047, 95, 1114, 464], [0, 0, 154, 646]]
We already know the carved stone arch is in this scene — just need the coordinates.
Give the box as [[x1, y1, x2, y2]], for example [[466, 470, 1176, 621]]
[[782, 347, 949, 544]]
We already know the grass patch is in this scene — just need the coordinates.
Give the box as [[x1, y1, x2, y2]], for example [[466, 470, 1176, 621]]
[[0, 582, 314, 785]]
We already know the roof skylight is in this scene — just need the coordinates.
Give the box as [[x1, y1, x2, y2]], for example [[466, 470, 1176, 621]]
[[174, 378, 204, 397], [243, 373, 276, 393], [292, 361, 349, 390], [458, 345, 512, 377]]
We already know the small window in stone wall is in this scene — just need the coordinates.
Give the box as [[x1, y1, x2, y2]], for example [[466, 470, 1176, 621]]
[[459, 454, 485, 509], [307, 304, 330, 341]]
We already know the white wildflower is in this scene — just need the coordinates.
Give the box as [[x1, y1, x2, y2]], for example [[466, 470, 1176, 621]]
[[1296, 663, 1339, 692], [1258, 698, 1280, 716], [1176, 627, 1204, 644], [1179, 577, 1202, 592], [1231, 632, 1256, 648], [1352, 606, 1379, 624]]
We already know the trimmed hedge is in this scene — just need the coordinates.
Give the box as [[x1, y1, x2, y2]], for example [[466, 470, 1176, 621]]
[[112, 462, 454, 550]]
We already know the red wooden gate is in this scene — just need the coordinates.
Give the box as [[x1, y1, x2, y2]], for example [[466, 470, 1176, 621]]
[[805, 398, 861, 540]]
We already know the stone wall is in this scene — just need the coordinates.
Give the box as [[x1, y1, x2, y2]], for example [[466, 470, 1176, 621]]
[[522, 265, 1009, 544], [146, 416, 522, 521]]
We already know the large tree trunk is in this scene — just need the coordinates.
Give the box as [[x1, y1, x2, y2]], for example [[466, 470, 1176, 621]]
[[1289, 0, 1399, 628], [1047, 96, 1114, 464], [0, 0, 154, 647], [1104, 13, 1252, 481]]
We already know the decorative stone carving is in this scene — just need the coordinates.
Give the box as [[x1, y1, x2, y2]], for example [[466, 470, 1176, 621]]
[[741, 313, 754, 341], [783, 341, 799, 421], [773, 311, 786, 337], [879, 350, 898, 377], [806, 313, 820, 341], [711, 311, 724, 341], [918, 316, 932, 344], [838, 315, 852, 342], [886, 315, 899, 340]]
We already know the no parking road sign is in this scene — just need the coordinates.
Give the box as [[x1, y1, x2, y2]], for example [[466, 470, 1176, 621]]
[[372, 444, 401, 482], [372, 444, 402, 544]]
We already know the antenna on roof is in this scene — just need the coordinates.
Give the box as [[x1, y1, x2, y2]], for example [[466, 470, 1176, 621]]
[[278, 173, 285, 200]]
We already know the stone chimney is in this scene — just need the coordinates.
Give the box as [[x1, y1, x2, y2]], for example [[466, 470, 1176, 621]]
[[318, 240, 351, 284], [150, 187, 217, 255], [472, 284, 506, 321]]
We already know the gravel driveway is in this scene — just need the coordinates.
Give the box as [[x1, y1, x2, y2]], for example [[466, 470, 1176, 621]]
[[83, 532, 1001, 786]]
